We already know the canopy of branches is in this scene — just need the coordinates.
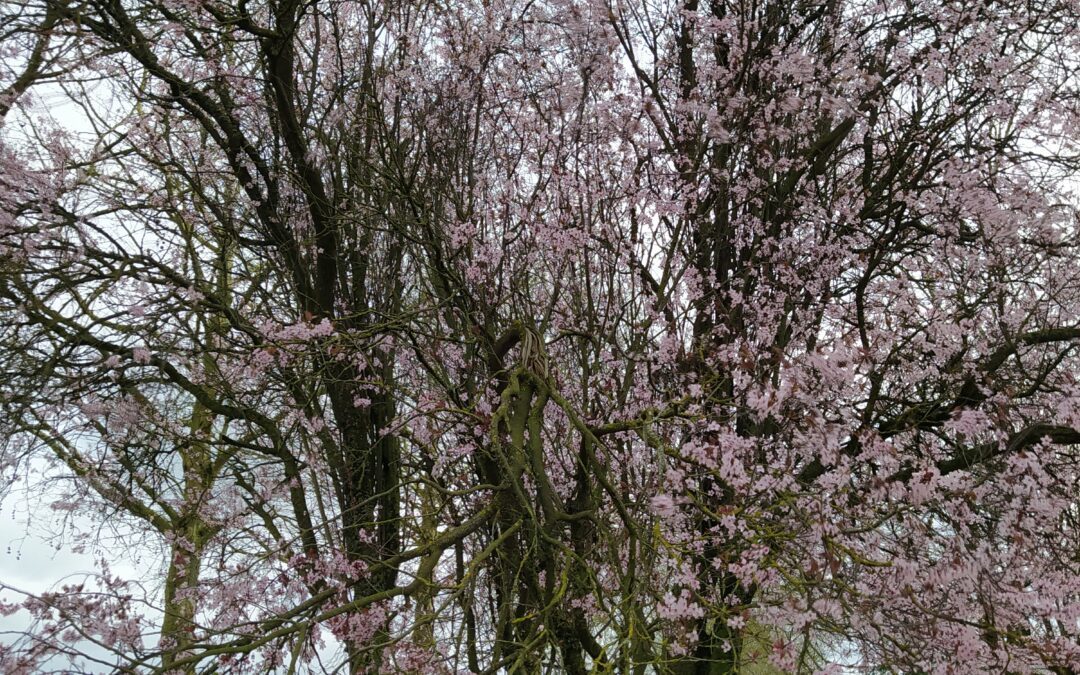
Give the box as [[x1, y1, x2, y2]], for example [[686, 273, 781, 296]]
[[1, 0, 1080, 673]]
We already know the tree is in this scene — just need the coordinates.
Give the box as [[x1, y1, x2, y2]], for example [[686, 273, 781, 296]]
[[1, 0, 1079, 672]]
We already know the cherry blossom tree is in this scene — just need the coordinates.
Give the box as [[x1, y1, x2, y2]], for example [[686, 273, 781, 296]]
[[1, 0, 1079, 673]]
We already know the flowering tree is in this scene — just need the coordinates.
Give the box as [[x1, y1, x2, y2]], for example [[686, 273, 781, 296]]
[[1, 0, 1080, 673]]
